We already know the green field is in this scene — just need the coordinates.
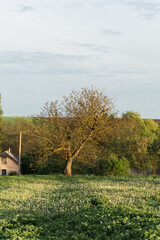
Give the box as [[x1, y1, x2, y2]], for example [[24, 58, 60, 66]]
[[0, 175, 160, 239], [2, 116, 33, 124]]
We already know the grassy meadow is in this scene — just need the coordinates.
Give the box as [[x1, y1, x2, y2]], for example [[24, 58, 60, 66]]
[[0, 175, 160, 239]]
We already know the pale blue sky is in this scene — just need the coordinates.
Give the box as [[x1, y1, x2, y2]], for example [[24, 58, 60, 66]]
[[0, 0, 160, 118]]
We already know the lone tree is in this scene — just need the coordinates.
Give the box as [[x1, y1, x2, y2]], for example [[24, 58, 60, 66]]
[[30, 87, 116, 175]]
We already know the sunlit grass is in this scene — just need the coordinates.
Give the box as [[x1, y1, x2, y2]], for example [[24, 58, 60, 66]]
[[0, 175, 160, 215]]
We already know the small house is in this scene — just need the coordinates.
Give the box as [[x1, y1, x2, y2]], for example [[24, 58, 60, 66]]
[[0, 149, 19, 176]]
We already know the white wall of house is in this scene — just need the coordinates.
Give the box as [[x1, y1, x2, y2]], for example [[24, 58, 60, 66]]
[[0, 156, 18, 175]]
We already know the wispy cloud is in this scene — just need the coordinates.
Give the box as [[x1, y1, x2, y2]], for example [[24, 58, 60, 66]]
[[91, 0, 160, 19], [103, 29, 124, 36], [61, 3, 84, 8], [123, 0, 160, 19], [16, 1, 160, 18], [92, 0, 118, 8], [124, 0, 160, 11], [0, 51, 89, 63], [18, 5, 36, 13], [93, 46, 109, 52], [0, 51, 159, 86], [0, 51, 155, 79], [0, 51, 93, 75], [69, 43, 109, 53]]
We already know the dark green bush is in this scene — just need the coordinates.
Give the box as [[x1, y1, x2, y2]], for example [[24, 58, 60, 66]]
[[8, 171, 18, 176], [98, 154, 130, 176]]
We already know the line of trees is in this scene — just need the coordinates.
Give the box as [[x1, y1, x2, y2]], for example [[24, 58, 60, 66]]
[[1, 87, 160, 176]]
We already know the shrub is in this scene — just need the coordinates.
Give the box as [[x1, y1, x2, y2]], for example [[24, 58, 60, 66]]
[[8, 171, 18, 176], [98, 154, 130, 176]]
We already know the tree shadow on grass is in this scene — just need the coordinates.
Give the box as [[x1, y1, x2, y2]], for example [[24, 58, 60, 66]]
[[0, 200, 160, 240]]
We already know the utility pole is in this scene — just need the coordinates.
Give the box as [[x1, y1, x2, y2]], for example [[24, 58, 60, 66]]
[[19, 131, 22, 175]]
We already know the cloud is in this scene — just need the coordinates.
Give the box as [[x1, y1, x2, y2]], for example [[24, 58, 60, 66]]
[[69, 43, 109, 53], [90, 65, 150, 80], [16, 0, 160, 18], [103, 29, 124, 36], [0, 51, 93, 75], [124, 0, 160, 11], [18, 5, 36, 13], [123, 0, 160, 19], [0, 51, 89, 63], [61, 3, 84, 8], [91, 0, 160, 19], [93, 46, 109, 52], [0, 51, 159, 87], [91, 0, 118, 8]]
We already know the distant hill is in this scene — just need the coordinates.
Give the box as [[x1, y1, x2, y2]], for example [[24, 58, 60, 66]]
[[2, 116, 160, 126], [153, 119, 160, 126], [2, 117, 33, 125]]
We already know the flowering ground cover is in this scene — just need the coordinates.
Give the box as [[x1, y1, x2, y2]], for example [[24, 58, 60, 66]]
[[0, 175, 160, 239]]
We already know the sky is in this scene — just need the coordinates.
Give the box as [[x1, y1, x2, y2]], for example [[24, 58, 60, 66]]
[[0, 0, 160, 118]]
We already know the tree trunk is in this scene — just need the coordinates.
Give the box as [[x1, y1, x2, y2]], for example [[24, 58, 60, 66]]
[[64, 156, 73, 176], [64, 126, 72, 176], [64, 127, 94, 176]]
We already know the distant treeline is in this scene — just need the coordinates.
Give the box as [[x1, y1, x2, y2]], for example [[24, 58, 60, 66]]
[[1, 88, 160, 176], [2, 113, 160, 176]]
